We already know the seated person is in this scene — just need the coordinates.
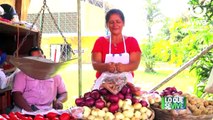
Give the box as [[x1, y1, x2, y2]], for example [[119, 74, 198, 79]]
[[12, 47, 67, 112], [0, 4, 19, 22]]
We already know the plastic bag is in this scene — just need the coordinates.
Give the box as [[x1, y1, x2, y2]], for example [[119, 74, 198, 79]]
[[0, 70, 6, 89], [0, 68, 19, 89], [92, 72, 130, 94], [204, 68, 213, 93]]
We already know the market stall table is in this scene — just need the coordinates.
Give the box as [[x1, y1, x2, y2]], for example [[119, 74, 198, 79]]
[[0, 87, 12, 114]]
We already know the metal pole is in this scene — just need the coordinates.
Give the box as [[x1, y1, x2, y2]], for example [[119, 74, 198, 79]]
[[77, 0, 82, 96]]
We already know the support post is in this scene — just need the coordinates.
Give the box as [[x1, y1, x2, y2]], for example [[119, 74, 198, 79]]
[[77, 0, 82, 96]]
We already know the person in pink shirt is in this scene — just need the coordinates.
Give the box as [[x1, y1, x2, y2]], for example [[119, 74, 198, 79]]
[[12, 47, 67, 112]]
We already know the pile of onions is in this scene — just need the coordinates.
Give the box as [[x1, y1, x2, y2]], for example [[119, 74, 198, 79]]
[[160, 87, 183, 96], [75, 84, 149, 113]]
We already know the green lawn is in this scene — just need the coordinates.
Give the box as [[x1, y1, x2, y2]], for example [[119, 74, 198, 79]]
[[57, 63, 197, 109]]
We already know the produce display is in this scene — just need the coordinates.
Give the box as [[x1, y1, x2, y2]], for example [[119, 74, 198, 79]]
[[150, 87, 213, 120], [0, 111, 75, 120], [1, 82, 213, 120], [182, 93, 213, 115], [75, 84, 155, 120]]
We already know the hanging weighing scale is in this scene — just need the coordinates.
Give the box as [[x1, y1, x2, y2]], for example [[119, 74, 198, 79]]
[[9, 0, 77, 80]]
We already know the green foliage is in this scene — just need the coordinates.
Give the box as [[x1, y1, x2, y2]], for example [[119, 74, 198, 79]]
[[140, 0, 213, 98], [191, 51, 213, 99], [167, 18, 213, 98], [141, 42, 156, 73], [152, 0, 213, 99], [188, 0, 213, 21], [152, 40, 170, 62], [142, 0, 162, 72]]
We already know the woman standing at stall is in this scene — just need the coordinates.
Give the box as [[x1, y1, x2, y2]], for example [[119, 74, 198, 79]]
[[91, 9, 142, 86]]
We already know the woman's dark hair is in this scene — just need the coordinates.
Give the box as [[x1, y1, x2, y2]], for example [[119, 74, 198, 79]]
[[28, 47, 43, 56], [105, 9, 125, 24]]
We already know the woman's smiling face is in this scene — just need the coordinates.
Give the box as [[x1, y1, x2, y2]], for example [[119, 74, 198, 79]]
[[107, 14, 124, 35]]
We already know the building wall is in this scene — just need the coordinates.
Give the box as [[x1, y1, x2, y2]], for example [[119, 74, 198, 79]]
[[26, 0, 107, 63], [28, 0, 77, 13], [81, 2, 105, 36], [27, 0, 106, 36], [0, 0, 15, 7]]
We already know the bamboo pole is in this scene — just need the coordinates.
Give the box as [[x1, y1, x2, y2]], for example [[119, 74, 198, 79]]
[[150, 43, 213, 91], [77, 0, 82, 96], [15, 0, 31, 21]]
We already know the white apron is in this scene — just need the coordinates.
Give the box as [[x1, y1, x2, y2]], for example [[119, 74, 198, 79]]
[[93, 36, 133, 90]]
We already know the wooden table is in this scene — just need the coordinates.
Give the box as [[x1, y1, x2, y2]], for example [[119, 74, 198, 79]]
[[0, 87, 12, 114]]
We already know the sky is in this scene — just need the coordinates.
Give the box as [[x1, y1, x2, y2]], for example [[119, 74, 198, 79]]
[[159, 0, 189, 18], [107, 0, 189, 42]]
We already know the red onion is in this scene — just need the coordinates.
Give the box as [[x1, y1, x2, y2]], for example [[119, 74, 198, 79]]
[[99, 88, 108, 95], [104, 94, 111, 102], [90, 90, 100, 100], [171, 87, 177, 92], [117, 93, 125, 100], [85, 97, 95, 107], [108, 103, 119, 113], [109, 95, 119, 103], [84, 92, 91, 98], [165, 87, 172, 91], [140, 100, 148, 107], [80, 101, 85, 107], [75, 97, 84, 106], [163, 90, 171, 96], [126, 87, 131, 94], [121, 85, 128, 95], [177, 91, 183, 95], [95, 99, 105, 109], [171, 91, 176, 95], [131, 97, 140, 104], [125, 94, 133, 100], [160, 93, 164, 97]]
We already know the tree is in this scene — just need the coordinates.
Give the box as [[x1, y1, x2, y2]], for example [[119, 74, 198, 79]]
[[150, 0, 213, 98], [142, 0, 163, 73], [189, 0, 213, 21], [188, 0, 213, 99]]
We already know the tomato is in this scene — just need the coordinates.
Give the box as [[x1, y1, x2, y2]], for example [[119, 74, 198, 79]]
[[34, 114, 45, 120], [8, 112, 20, 120], [45, 112, 58, 119], [59, 113, 71, 120], [51, 117, 59, 120], [15, 112, 24, 119], [19, 115, 33, 120], [8, 112, 16, 118], [1, 114, 10, 120], [0, 117, 7, 120], [26, 116, 33, 120], [10, 116, 19, 120]]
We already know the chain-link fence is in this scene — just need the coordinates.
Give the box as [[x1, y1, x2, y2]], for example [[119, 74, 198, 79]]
[[27, 12, 77, 34]]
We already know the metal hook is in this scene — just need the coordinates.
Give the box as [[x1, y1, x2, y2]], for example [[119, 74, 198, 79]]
[[43, 0, 47, 5]]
